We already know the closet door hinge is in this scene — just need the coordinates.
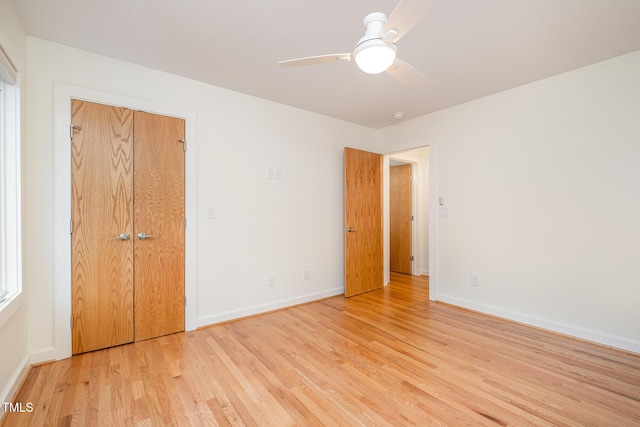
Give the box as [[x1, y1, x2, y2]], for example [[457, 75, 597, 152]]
[[70, 315, 73, 329], [411, 256, 414, 261], [70, 220, 73, 234], [70, 124, 82, 139]]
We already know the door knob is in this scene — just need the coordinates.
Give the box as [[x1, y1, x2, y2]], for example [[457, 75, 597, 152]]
[[110, 232, 130, 240], [345, 227, 357, 232], [137, 232, 155, 240]]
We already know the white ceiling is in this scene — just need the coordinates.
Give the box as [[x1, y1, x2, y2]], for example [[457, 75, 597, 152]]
[[11, 0, 640, 128]]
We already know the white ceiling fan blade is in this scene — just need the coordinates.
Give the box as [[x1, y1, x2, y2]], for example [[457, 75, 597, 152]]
[[382, 0, 435, 42], [386, 58, 425, 88], [278, 53, 352, 68]]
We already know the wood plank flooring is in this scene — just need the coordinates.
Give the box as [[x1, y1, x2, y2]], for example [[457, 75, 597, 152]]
[[3, 273, 640, 426]]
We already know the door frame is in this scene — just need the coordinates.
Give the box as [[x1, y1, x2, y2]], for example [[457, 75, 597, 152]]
[[382, 141, 437, 300], [52, 84, 197, 361]]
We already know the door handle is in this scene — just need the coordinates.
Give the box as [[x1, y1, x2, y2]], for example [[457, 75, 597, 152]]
[[345, 227, 357, 232], [110, 232, 130, 241], [137, 232, 155, 240]]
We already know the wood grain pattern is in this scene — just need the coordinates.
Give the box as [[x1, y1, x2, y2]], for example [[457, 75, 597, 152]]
[[344, 147, 383, 297], [71, 99, 134, 354], [133, 111, 185, 341], [4, 273, 640, 426], [390, 163, 412, 274]]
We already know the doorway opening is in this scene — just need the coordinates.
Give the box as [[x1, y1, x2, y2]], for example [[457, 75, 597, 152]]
[[383, 146, 431, 291]]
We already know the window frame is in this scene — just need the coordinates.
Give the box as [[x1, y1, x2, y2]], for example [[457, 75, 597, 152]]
[[0, 43, 23, 328]]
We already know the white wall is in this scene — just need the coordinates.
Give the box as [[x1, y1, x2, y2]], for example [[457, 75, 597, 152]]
[[0, 0, 30, 410], [378, 50, 640, 353], [25, 38, 378, 359]]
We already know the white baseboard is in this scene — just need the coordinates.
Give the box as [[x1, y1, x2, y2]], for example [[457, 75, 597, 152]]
[[435, 293, 640, 354], [29, 346, 58, 365], [421, 269, 429, 276], [197, 287, 344, 328], [0, 353, 31, 420]]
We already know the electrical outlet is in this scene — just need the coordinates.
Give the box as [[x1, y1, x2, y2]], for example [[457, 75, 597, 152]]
[[206, 205, 215, 219], [470, 275, 480, 287], [268, 275, 275, 287], [303, 270, 310, 281]]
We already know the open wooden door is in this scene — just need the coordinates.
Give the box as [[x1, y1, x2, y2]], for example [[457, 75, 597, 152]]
[[390, 163, 412, 274], [344, 147, 383, 297]]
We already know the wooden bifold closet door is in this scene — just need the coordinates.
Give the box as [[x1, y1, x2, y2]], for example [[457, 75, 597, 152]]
[[71, 100, 185, 355]]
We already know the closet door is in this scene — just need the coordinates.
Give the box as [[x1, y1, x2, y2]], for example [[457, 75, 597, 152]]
[[133, 111, 185, 341], [71, 100, 134, 354], [71, 101, 185, 353]]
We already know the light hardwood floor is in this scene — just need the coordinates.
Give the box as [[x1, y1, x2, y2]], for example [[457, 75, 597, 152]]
[[3, 273, 640, 426]]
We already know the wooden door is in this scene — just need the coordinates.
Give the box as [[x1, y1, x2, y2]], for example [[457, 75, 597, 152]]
[[71, 102, 186, 353], [344, 147, 383, 297], [390, 164, 412, 274], [133, 111, 185, 341], [71, 100, 134, 354]]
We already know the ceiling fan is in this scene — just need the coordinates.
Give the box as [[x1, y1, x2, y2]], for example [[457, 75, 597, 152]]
[[278, 0, 434, 88]]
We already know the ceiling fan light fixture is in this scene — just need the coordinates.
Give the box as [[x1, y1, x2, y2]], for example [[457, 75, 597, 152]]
[[354, 38, 397, 74], [277, 4, 427, 86]]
